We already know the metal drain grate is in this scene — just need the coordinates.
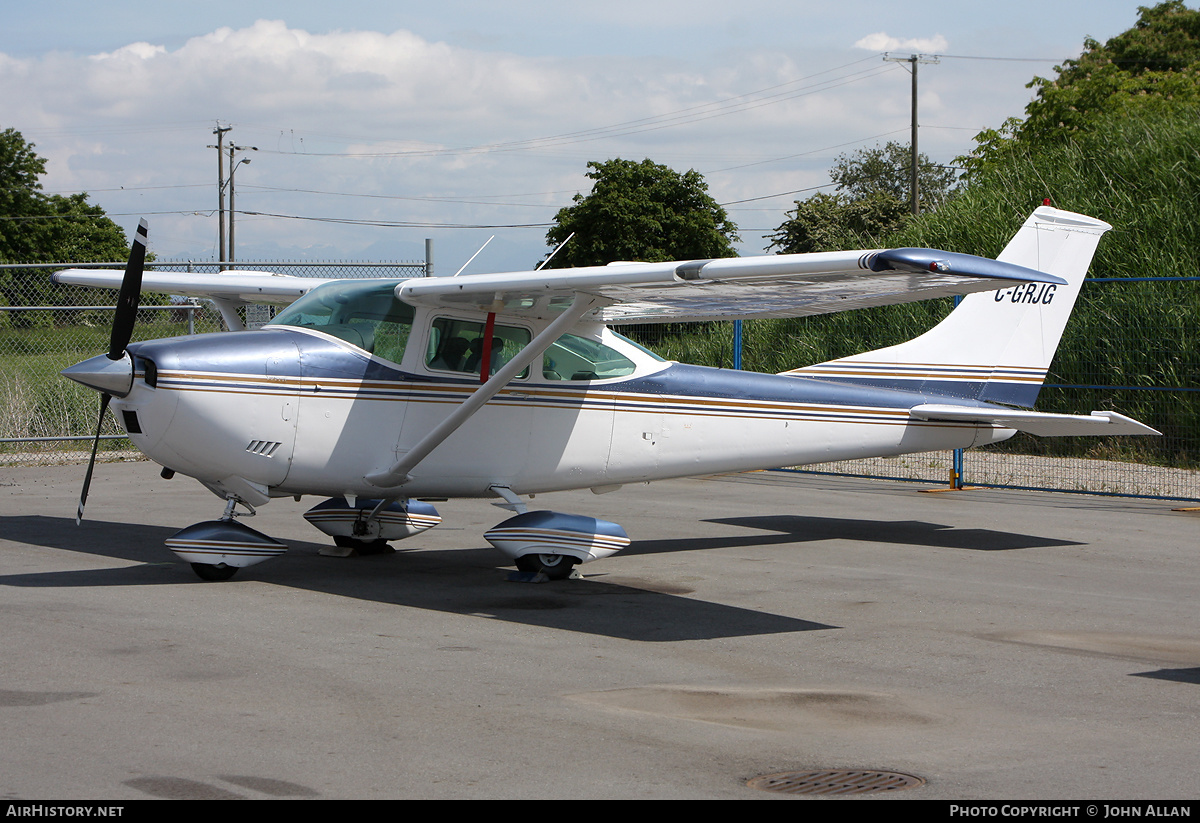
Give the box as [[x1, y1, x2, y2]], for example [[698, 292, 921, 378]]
[[747, 769, 925, 796]]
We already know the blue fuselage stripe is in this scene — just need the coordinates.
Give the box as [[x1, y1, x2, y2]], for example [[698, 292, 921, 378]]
[[130, 330, 1010, 415]]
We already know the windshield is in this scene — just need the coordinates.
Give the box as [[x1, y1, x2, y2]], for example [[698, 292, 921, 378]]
[[542, 333, 637, 380], [269, 280, 413, 363]]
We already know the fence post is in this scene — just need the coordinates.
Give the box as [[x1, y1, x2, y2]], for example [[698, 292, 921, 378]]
[[733, 320, 742, 370], [951, 294, 964, 489]]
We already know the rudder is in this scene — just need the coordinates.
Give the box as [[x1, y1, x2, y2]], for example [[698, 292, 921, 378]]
[[783, 206, 1111, 408]]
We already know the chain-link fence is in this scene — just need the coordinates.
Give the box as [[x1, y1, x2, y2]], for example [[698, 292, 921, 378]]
[[623, 277, 1200, 502], [3, 265, 1197, 501]]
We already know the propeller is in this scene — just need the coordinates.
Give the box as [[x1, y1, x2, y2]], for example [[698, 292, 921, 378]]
[[75, 218, 148, 524], [109, 219, 147, 358]]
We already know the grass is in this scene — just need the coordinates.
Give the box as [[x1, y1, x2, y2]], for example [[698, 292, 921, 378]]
[[0, 306, 222, 449]]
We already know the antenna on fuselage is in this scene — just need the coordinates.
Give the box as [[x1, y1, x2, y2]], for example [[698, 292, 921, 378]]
[[452, 235, 494, 277], [536, 232, 573, 271]]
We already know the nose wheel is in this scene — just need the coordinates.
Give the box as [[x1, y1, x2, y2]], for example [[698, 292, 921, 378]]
[[190, 563, 238, 581], [514, 553, 578, 580], [332, 535, 393, 555], [167, 516, 287, 581]]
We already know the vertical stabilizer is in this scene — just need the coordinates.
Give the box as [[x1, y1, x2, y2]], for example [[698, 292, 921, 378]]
[[783, 206, 1111, 407]]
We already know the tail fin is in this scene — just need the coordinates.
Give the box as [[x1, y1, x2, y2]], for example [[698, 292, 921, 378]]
[[784, 206, 1111, 408]]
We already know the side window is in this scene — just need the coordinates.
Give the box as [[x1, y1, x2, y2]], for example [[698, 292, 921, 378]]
[[426, 318, 531, 378], [541, 333, 636, 381]]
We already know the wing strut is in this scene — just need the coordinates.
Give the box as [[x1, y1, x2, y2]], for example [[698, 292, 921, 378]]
[[364, 292, 605, 489]]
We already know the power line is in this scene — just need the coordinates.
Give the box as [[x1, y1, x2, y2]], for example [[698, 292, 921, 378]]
[[39, 183, 211, 195], [24, 50, 1046, 232], [718, 183, 835, 206], [239, 210, 553, 230], [705, 128, 910, 174], [256, 57, 897, 159], [936, 53, 1073, 62], [240, 184, 563, 208]]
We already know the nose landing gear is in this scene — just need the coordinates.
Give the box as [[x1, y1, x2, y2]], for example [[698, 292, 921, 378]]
[[166, 497, 286, 581]]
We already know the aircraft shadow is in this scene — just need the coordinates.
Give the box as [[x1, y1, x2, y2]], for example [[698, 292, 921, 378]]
[[0, 515, 834, 642], [623, 514, 1082, 558], [1132, 667, 1200, 685]]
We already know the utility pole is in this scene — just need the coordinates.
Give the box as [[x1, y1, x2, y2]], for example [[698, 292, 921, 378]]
[[226, 143, 257, 267], [208, 124, 232, 269], [883, 53, 939, 215]]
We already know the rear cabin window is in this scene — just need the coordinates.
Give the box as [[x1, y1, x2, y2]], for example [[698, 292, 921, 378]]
[[269, 280, 413, 365], [425, 323, 638, 382], [426, 318, 532, 378]]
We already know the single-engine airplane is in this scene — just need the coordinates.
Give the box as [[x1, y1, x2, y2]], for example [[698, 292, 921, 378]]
[[55, 206, 1157, 581]]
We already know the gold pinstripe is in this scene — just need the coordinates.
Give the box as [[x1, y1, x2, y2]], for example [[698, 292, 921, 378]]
[[150, 370, 983, 429]]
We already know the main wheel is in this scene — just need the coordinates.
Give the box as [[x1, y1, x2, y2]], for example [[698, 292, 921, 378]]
[[333, 535, 393, 555], [191, 562, 238, 581], [515, 553, 578, 580]]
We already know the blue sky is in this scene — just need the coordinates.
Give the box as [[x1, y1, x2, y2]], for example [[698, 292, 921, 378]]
[[3, 1, 1149, 271]]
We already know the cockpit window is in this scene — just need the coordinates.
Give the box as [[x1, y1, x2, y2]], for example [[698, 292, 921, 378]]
[[269, 280, 413, 364], [611, 331, 667, 363], [541, 333, 637, 381]]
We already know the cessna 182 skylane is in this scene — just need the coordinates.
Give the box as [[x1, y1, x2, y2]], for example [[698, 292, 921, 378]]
[[56, 206, 1157, 581]]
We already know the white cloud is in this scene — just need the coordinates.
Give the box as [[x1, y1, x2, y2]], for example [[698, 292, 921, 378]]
[[854, 32, 949, 54], [90, 42, 167, 61], [0, 18, 1032, 266]]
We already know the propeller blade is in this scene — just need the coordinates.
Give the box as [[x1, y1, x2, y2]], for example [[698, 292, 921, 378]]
[[108, 219, 148, 360], [78, 218, 145, 524], [76, 393, 112, 525]]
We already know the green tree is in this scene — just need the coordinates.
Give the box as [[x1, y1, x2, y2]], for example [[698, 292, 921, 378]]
[[962, 2, 1200, 175], [0, 127, 46, 195], [0, 128, 129, 325], [0, 127, 128, 265], [767, 190, 909, 255], [543, 158, 739, 268], [829, 141, 956, 207], [768, 142, 955, 254], [0, 127, 51, 263]]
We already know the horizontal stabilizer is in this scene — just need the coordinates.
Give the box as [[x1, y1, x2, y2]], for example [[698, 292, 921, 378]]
[[910, 404, 1160, 437]]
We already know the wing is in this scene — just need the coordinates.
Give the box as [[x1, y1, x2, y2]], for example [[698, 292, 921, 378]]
[[54, 246, 1062, 325], [51, 269, 331, 304], [395, 248, 1067, 323]]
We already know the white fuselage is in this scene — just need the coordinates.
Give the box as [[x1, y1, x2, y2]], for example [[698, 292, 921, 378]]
[[113, 306, 1011, 506]]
